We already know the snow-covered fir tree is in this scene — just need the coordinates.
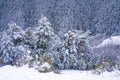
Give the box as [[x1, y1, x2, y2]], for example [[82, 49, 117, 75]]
[[0, 22, 29, 66], [62, 30, 96, 70], [30, 15, 62, 72]]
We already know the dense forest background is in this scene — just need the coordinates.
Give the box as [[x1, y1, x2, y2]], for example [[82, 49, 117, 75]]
[[0, 0, 120, 36]]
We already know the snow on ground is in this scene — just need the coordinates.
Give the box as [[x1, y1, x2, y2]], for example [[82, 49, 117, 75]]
[[0, 65, 41, 80], [95, 36, 120, 48], [0, 65, 120, 80]]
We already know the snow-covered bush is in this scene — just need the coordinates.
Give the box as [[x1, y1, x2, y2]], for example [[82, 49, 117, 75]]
[[38, 62, 52, 72], [92, 36, 120, 73]]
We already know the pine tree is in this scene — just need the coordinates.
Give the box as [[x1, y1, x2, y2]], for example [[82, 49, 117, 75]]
[[0, 22, 29, 66], [31, 15, 62, 72], [62, 30, 95, 70]]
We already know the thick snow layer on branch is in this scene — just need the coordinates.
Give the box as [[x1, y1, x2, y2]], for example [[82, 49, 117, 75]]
[[0, 65, 120, 80]]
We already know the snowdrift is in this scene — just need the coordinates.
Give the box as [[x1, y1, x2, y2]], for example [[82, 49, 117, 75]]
[[96, 36, 120, 48], [0, 65, 120, 80]]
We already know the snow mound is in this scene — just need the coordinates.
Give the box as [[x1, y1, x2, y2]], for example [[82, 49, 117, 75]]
[[40, 62, 51, 69], [96, 36, 120, 48], [0, 65, 120, 80], [39, 62, 51, 72], [0, 65, 41, 80]]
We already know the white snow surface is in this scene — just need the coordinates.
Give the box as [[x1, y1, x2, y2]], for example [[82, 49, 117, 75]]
[[96, 36, 120, 48], [0, 65, 120, 80]]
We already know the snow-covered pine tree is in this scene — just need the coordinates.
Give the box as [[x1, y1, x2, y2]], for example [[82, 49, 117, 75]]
[[0, 22, 29, 66], [62, 30, 96, 70], [31, 15, 62, 72], [0, 31, 14, 65]]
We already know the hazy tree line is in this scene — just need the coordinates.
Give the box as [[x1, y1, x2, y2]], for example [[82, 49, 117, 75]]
[[0, 0, 120, 36]]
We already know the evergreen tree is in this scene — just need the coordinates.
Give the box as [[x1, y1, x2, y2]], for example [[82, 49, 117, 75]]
[[31, 15, 62, 72], [0, 22, 29, 66], [62, 30, 95, 70]]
